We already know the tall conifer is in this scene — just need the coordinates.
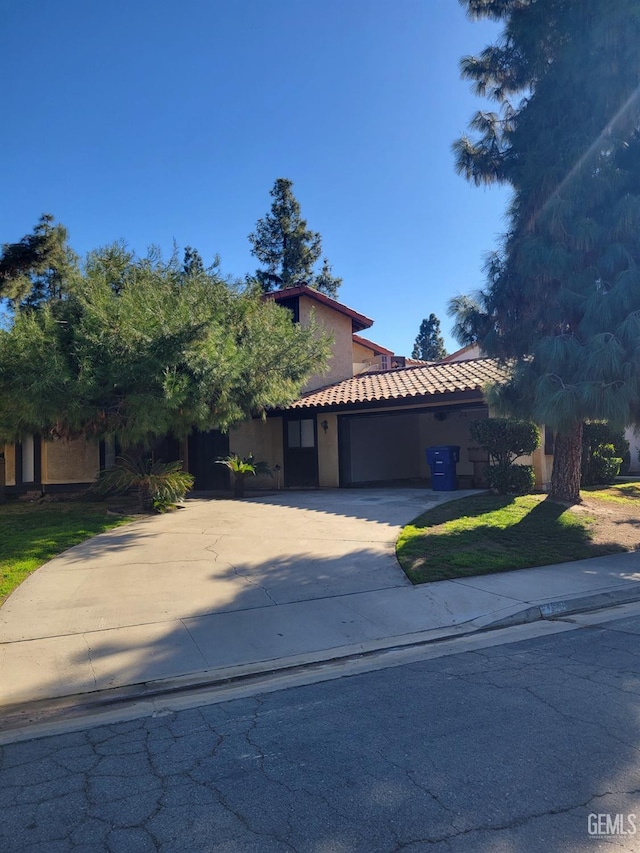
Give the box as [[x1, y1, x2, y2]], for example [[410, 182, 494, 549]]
[[449, 0, 640, 501], [249, 178, 342, 297], [412, 314, 447, 361]]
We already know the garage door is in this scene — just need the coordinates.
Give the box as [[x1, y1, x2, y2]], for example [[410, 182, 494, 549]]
[[339, 412, 421, 486]]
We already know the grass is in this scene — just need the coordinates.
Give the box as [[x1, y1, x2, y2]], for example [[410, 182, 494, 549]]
[[396, 490, 633, 584], [581, 482, 640, 503], [0, 501, 133, 605]]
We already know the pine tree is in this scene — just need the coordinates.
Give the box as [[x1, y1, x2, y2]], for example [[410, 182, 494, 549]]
[[182, 246, 205, 277], [313, 257, 342, 300], [249, 178, 342, 296], [0, 214, 78, 307], [0, 244, 331, 446], [449, 0, 640, 502], [412, 314, 447, 361]]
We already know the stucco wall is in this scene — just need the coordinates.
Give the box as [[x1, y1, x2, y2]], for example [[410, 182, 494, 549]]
[[230, 417, 284, 490], [352, 340, 387, 374], [43, 438, 100, 485], [299, 297, 354, 391], [352, 339, 377, 373], [529, 426, 551, 488], [317, 413, 339, 487], [352, 340, 374, 363]]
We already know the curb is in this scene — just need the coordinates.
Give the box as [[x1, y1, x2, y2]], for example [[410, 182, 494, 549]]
[[3, 585, 640, 741], [483, 586, 640, 629]]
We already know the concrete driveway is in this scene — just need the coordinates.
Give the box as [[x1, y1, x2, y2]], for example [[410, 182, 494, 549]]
[[0, 488, 478, 705], [3, 487, 640, 718]]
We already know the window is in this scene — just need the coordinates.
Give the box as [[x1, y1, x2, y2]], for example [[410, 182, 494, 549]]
[[287, 418, 315, 448]]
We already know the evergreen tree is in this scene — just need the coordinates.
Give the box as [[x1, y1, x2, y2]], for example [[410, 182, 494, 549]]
[[0, 214, 78, 307], [249, 178, 342, 297], [182, 246, 205, 277], [313, 257, 342, 299], [448, 0, 640, 502], [412, 314, 447, 361], [0, 244, 331, 446]]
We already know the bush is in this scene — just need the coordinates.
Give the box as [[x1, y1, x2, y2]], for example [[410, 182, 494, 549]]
[[91, 456, 195, 512], [485, 464, 536, 495], [470, 418, 540, 495], [581, 422, 627, 486]]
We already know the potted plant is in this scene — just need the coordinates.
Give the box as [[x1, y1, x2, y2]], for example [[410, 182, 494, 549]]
[[216, 453, 272, 498]]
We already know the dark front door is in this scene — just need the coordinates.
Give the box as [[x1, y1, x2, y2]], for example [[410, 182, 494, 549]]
[[188, 429, 230, 490], [151, 435, 180, 464], [284, 416, 318, 487]]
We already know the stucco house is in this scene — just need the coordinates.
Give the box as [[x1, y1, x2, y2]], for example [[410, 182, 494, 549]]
[[1, 285, 552, 496], [203, 285, 552, 490]]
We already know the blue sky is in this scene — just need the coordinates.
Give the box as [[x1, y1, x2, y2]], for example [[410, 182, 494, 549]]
[[2, 0, 508, 355]]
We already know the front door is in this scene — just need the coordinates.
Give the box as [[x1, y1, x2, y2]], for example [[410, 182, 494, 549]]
[[188, 429, 230, 490], [284, 416, 318, 487]]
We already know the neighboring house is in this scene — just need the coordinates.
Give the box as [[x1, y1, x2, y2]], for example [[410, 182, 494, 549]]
[[2, 285, 551, 495], [352, 335, 395, 374], [625, 426, 640, 473], [440, 343, 481, 363]]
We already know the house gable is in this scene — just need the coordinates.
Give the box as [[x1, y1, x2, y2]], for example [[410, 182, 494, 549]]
[[267, 285, 375, 391]]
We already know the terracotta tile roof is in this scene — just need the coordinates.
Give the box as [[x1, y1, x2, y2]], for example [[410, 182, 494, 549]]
[[403, 357, 431, 366], [287, 358, 509, 410]]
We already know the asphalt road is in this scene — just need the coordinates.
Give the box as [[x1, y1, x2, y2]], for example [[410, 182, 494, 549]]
[[3, 611, 640, 852]]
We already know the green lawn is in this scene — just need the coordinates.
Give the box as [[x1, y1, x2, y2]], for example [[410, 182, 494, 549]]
[[396, 492, 632, 584], [0, 501, 132, 604], [581, 481, 640, 503]]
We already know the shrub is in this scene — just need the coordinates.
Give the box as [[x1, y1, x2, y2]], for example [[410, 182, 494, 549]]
[[581, 422, 627, 485], [486, 464, 536, 495], [470, 418, 540, 495], [216, 453, 272, 498], [91, 456, 194, 512]]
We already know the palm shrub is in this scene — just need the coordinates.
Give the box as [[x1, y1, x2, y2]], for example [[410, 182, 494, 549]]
[[216, 453, 272, 498], [469, 419, 539, 495], [91, 456, 194, 512]]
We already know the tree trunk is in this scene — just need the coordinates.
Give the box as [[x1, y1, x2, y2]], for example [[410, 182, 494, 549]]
[[137, 484, 154, 513], [550, 422, 583, 503]]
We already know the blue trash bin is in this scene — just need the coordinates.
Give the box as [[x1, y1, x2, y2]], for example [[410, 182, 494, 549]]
[[426, 445, 460, 490]]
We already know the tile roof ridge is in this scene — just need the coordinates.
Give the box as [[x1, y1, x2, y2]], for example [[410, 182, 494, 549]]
[[297, 374, 362, 398], [368, 357, 497, 375]]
